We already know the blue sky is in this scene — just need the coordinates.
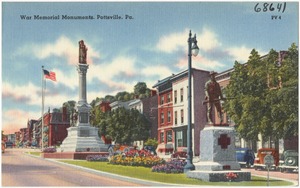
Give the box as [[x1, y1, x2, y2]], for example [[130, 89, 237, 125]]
[[2, 2, 298, 134]]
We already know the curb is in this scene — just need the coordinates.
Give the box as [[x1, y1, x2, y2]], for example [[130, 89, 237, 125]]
[[25, 152, 297, 186]]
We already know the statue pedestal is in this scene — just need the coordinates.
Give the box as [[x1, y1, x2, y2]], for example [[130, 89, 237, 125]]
[[61, 102, 108, 152], [60, 126, 107, 152], [187, 126, 251, 182]]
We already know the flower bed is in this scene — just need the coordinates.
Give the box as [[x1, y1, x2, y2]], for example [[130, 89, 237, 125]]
[[225, 172, 238, 182], [152, 159, 186, 174], [86, 154, 109, 162], [109, 149, 165, 167], [42, 147, 56, 153]]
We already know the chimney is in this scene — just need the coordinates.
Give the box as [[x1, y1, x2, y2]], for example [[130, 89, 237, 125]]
[[151, 90, 157, 97], [62, 106, 67, 122]]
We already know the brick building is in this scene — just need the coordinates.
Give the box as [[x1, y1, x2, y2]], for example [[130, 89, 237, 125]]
[[153, 68, 209, 155], [42, 107, 70, 147]]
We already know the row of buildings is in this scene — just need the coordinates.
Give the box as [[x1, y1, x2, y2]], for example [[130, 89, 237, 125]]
[[5, 51, 297, 155]]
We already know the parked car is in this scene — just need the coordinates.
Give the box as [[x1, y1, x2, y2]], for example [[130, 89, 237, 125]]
[[2, 141, 5, 153], [235, 148, 255, 167], [254, 148, 279, 170], [5, 141, 13, 148], [278, 150, 298, 173], [171, 151, 187, 159], [143, 145, 157, 155]]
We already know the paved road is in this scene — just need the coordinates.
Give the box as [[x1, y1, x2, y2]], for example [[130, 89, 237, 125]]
[[2, 148, 161, 186], [3, 148, 298, 186], [242, 167, 299, 185]]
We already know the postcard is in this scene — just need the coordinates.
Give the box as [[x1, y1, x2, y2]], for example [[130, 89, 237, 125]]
[[2, 1, 298, 186]]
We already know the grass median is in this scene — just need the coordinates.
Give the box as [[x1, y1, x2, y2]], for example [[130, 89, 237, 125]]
[[59, 160, 293, 186]]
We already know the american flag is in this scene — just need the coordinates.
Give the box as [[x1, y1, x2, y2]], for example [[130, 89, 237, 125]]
[[43, 69, 56, 81]]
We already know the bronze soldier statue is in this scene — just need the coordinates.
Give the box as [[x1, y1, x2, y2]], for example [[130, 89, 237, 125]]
[[79, 40, 88, 64], [204, 71, 224, 125]]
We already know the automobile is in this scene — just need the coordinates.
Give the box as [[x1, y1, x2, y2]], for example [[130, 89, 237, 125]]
[[171, 151, 187, 159], [107, 144, 136, 156], [2, 141, 5, 153], [254, 148, 279, 170], [143, 145, 157, 155], [235, 148, 255, 168], [5, 141, 14, 148], [278, 150, 298, 173]]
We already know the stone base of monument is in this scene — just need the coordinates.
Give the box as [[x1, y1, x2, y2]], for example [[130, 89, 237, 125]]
[[187, 170, 251, 182], [186, 126, 251, 182], [60, 126, 108, 152], [41, 151, 109, 160]]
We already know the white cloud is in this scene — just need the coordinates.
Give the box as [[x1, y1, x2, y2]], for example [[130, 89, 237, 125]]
[[89, 55, 138, 93], [227, 46, 252, 63], [2, 82, 41, 106], [197, 28, 221, 51], [155, 27, 221, 54], [52, 68, 77, 90], [176, 54, 225, 71], [141, 65, 173, 79], [2, 109, 40, 134], [17, 36, 100, 65], [2, 80, 77, 111], [155, 29, 189, 53]]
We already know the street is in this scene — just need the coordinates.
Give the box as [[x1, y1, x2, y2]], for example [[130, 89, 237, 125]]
[[2, 148, 161, 186], [2, 148, 298, 186], [242, 167, 299, 184]]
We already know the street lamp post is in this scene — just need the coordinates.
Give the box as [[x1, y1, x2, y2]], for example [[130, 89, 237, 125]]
[[184, 30, 199, 173]]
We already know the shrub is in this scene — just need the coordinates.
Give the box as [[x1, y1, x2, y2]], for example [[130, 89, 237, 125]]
[[86, 154, 109, 162], [42, 147, 56, 153], [152, 159, 186, 174]]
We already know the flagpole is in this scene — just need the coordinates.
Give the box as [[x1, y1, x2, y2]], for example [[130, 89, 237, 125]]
[[41, 66, 45, 151]]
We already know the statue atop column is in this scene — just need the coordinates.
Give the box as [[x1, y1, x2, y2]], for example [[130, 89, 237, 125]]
[[79, 40, 88, 64], [203, 71, 224, 125]]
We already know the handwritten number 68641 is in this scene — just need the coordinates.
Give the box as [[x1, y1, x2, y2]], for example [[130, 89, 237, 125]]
[[254, 3, 286, 13]]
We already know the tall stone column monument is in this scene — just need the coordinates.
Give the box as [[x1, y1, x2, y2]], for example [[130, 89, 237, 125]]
[[61, 40, 107, 152]]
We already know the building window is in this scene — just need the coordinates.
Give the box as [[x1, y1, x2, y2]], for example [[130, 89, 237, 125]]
[[180, 88, 184, 102], [176, 131, 183, 147], [187, 86, 189, 99], [174, 111, 178, 125], [167, 93, 171, 103], [167, 130, 172, 142], [160, 112, 164, 124], [160, 95, 164, 105], [160, 132, 164, 143], [174, 90, 177, 104], [181, 109, 184, 124], [167, 111, 171, 122]]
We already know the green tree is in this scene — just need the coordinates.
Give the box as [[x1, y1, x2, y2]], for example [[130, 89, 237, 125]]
[[134, 82, 147, 95], [134, 82, 153, 99], [115, 91, 134, 101], [268, 43, 298, 139], [106, 108, 150, 145], [62, 100, 76, 113], [224, 44, 298, 143]]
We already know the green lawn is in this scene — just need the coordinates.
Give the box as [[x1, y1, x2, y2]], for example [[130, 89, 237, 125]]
[[26, 151, 41, 157], [59, 160, 293, 186]]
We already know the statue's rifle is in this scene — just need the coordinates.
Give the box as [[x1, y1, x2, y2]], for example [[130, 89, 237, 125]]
[[202, 97, 236, 105]]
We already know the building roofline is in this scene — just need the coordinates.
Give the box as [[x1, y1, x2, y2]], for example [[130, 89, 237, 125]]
[[152, 68, 209, 88]]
